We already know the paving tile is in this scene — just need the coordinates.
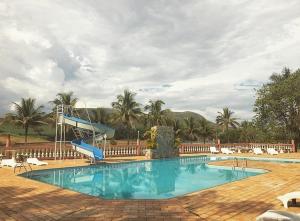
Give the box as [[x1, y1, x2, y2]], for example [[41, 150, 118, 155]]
[[2, 154, 300, 220]]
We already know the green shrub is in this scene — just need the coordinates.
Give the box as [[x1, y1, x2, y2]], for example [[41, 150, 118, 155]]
[[145, 127, 157, 149], [175, 137, 181, 148]]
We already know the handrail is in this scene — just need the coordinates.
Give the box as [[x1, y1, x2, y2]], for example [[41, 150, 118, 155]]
[[232, 157, 238, 170]]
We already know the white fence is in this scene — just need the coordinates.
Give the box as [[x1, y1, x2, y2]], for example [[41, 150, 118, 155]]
[[0, 141, 295, 160]]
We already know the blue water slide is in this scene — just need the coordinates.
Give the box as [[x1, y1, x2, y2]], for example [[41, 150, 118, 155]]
[[62, 114, 115, 161], [62, 114, 115, 139], [71, 139, 104, 161]]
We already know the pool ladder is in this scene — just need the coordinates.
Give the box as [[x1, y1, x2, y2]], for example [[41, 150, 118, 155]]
[[232, 157, 247, 171]]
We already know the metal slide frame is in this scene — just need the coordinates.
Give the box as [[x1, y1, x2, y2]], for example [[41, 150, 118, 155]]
[[54, 104, 114, 161]]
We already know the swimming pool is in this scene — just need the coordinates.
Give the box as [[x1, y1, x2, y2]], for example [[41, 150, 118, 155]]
[[21, 156, 266, 199]]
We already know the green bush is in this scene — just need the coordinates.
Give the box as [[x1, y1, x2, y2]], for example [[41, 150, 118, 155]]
[[175, 137, 181, 148], [145, 127, 157, 149]]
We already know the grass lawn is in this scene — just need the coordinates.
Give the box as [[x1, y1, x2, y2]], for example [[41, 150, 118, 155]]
[[0, 134, 50, 145], [0, 120, 55, 145]]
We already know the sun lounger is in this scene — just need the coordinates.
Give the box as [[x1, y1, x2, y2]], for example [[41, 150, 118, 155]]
[[221, 148, 234, 154], [27, 158, 48, 166], [210, 146, 219, 154], [256, 210, 300, 221], [253, 148, 263, 155], [1, 158, 22, 168], [267, 148, 279, 155], [277, 192, 300, 208]]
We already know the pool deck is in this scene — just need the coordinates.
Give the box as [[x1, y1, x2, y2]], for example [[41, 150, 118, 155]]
[[2, 153, 300, 220]]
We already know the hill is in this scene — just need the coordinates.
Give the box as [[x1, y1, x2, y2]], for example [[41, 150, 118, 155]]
[[0, 117, 56, 140], [166, 111, 214, 124]]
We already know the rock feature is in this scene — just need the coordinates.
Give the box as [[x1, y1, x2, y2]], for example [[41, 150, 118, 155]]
[[145, 126, 179, 159]]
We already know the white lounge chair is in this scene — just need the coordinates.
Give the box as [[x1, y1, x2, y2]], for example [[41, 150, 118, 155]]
[[210, 146, 219, 154], [253, 147, 263, 155], [277, 192, 300, 208], [256, 210, 300, 221], [1, 158, 22, 168], [221, 148, 234, 154], [267, 148, 279, 155], [27, 158, 48, 166]]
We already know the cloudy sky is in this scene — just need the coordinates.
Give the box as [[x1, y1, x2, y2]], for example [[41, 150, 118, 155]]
[[0, 0, 300, 121]]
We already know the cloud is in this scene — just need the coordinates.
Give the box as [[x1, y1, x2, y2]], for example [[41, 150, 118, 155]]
[[0, 0, 300, 120]]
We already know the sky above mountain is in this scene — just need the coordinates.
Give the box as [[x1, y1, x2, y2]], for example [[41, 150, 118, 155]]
[[0, 0, 300, 121]]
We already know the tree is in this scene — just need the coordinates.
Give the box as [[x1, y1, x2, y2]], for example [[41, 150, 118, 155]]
[[51, 91, 78, 108], [165, 117, 183, 147], [49, 92, 79, 137], [144, 100, 169, 126], [111, 90, 141, 142], [254, 68, 300, 145], [184, 117, 200, 142], [166, 117, 182, 137], [8, 98, 46, 143], [199, 119, 213, 143], [91, 107, 108, 124], [239, 121, 257, 143], [216, 107, 239, 143]]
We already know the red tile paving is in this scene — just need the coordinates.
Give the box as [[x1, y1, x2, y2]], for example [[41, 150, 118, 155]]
[[1, 154, 300, 220]]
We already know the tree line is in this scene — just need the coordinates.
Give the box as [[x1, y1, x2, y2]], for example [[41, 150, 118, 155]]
[[3, 67, 300, 146]]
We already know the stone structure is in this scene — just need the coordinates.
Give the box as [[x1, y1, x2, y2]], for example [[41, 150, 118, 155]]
[[145, 126, 179, 159]]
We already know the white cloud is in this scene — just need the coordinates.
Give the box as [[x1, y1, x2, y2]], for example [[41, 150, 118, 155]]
[[0, 0, 300, 121]]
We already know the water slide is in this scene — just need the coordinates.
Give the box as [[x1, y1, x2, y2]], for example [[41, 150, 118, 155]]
[[60, 114, 115, 161]]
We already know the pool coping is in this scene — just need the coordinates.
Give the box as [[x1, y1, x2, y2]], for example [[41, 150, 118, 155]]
[[20, 154, 300, 177], [207, 164, 269, 173], [19, 155, 273, 200], [208, 155, 300, 164], [4, 154, 300, 220]]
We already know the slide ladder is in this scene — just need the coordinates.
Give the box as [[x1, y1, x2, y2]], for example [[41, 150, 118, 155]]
[[54, 104, 115, 163]]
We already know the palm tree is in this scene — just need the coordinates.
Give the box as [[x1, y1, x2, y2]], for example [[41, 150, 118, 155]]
[[216, 107, 240, 142], [8, 98, 47, 143], [48, 92, 78, 125], [165, 117, 183, 147], [166, 117, 182, 137], [199, 119, 213, 143], [184, 117, 200, 142], [91, 107, 108, 124], [51, 91, 78, 107], [144, 100, 169, 126], [111, 90, 141, 142]]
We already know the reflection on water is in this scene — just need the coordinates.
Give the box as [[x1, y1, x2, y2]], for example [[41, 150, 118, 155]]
[[24, 156, 263, 199]]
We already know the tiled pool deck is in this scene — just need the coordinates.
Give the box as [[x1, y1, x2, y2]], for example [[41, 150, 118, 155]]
[[2, 153, 300, 220]]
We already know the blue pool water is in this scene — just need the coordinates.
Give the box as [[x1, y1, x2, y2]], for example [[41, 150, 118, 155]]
[[22, 156, 266, 199]]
